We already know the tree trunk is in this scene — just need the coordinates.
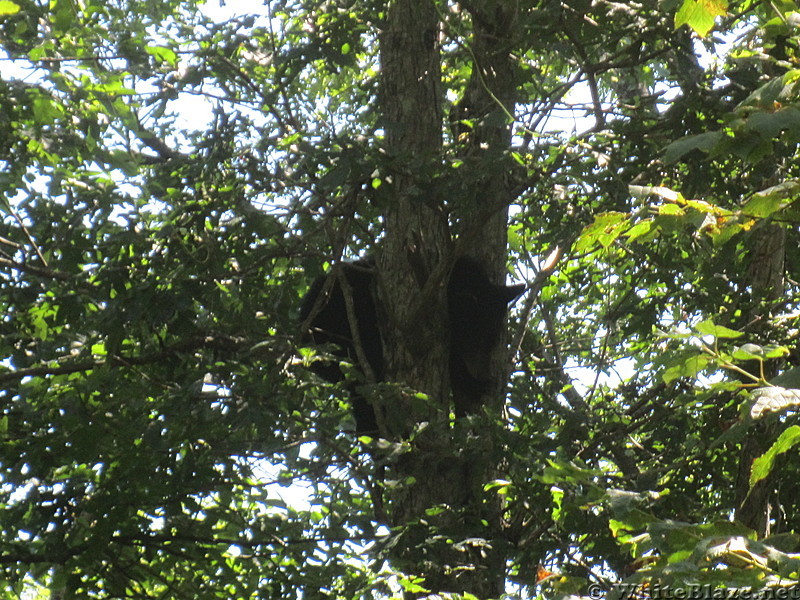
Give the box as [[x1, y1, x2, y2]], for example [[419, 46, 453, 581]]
[[378, 0, 448, 434], [735, 221, 786, 536], [377, 0, 519, 596]]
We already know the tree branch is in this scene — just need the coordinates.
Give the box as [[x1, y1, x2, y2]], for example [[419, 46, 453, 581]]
[[0, 335, 248, 385]]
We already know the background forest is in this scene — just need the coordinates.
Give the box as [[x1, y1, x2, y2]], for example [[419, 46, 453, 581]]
[[2, 0, 800, 598]]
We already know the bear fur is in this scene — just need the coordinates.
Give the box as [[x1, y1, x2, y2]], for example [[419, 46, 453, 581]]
[[299, 256, 524, 434]]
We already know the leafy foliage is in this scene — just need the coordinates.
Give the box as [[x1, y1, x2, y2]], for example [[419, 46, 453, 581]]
[[1, 0, 800, 598]]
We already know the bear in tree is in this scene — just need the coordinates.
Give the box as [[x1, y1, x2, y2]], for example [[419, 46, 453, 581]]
[[447, 257, 525, 417], [299, 260, 383, 433], [299, 256, 525, 434]]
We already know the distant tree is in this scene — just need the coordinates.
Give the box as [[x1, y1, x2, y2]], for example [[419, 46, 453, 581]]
[[1, 0, 800, 598]]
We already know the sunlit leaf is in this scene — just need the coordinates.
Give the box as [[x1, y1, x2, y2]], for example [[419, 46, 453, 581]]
[[675, 0, 728, 37], [658, 204, 685, 216], [629, 185, 681, 201], [732, 343, 765, 361], [625, 219, 654, 242], [695, 319, 744, 339], [574, 211, 629, 252], [751, 387, 800, 419], [0, 0, 19, 16], [750, 426, 800, 488], [145, 45, 179, 67], [662, 353, 712, 383], [741, 180, 800, 218]]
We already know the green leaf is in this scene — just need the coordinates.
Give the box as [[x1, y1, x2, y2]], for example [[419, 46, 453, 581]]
[[738, 77, 787, 110], [574, 211, 629, 253], [709, 218, 746, 246], [658, 204, 685, 216], [741, 192, 785, 219], [0, 0, 19, 16], [675, 0, 728, 37], [732, 343, 765, 361], [318, 162, 351, 190], [772, 366, 800, 389], [750, 426, 800, 488], [744, 108, 800, 138], [695, 319, 744, 339], [625, 219, 654, 242], [684, 198, 723, 214], [663, 131, 723, 163], [763, 345, 790, 359], [741, 180, 800, 218], [145, 45, 179, 67], [662, 353, 712, 384]]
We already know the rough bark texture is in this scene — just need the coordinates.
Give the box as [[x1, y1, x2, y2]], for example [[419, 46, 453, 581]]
[[377, 0, 520, 596], [735, 222, 787, 536], [378, 0, 448, 432]]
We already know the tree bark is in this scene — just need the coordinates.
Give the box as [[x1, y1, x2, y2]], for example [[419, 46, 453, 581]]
[[377, 0, 520, 596], [378, 0, 448, 432], [735, 222, 786, 536]]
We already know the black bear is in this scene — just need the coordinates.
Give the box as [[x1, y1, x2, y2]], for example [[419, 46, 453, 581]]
[[447, 257, 525, 417], [299, 256, 524, 434], [299, 260, 383, 433]]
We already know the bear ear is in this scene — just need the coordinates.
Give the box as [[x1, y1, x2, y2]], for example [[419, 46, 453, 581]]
[[502, 283, 526, 304]]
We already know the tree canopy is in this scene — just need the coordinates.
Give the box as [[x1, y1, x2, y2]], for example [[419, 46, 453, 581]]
[[1, 0, 800, 598]]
